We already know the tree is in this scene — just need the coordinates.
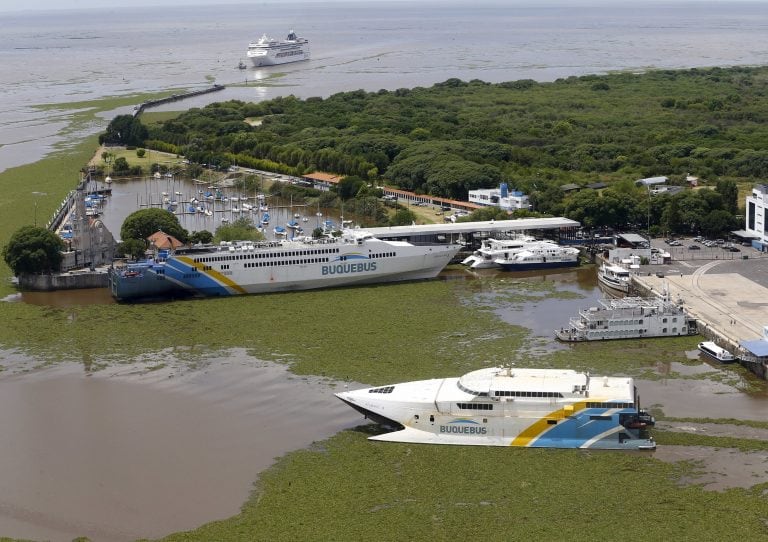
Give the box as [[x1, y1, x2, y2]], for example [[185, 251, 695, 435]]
[[99, 114, 148, 146], [120, 208, 188, 243], [700, 209, 736, 237], [335, 176, 366, 200], [3, 226, 64, 275], [716, 179, 739, 214], [189, 230, 214, 244], [116, 238, 148, 260], [113, 157, 130, 174], [461, 206, 509, 222], [215, 218, 265, 242], [389, 209, 416, 226]]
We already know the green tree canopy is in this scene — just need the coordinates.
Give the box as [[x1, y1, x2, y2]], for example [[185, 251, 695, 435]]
[[189, 230, 214, 244], [2, 226, 64, 275], [389, 208, 416, 226], [116, 238, 148, 260], [120, 208, 188, 243], [99, 114, 148, 146], [215, 217, 266, 242]]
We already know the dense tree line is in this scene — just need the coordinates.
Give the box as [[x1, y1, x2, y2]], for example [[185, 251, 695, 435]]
[[123, 66, 768, 235]]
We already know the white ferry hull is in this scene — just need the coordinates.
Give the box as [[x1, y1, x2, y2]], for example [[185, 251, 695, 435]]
[[337, 368, 656, 450], [109, 234, 460, 301]]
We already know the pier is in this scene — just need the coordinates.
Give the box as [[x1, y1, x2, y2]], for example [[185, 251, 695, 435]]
[[133, 84, 225, 117], [632, 257, 768, 378]]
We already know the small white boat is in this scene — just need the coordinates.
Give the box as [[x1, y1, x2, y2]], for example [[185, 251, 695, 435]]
[[597, 263, 630, 294], [698, 341, 736, 363]]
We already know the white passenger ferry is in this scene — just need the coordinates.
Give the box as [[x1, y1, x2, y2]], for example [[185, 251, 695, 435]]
[[597, 262, 631, 294], [247, 30, 309, 67], [336, 367, 656, 450], [495, 243, 580, 271], [460, 235, 537, 269], [555, 295, 697, 342], [109, 229, 460, 301], [698, 341, 736, 363]]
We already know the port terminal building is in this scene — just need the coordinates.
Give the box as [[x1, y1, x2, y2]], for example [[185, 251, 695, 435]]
[[363, 217, 580, 245]]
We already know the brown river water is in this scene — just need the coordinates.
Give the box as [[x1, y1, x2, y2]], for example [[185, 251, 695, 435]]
[[0, 354, 360, 541], [1, 267, 766, 541]]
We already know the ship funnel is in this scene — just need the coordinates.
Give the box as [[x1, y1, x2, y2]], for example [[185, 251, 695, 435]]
[[500, 183, 509, 198]]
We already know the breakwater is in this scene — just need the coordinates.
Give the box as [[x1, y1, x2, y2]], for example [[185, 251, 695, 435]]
[[133, 84, 225, 116]]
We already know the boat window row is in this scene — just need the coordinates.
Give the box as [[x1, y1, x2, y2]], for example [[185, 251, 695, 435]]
[[661, 318, 678, 323], [661, 328, 678, 334], [590, 415, 613, 421], [588, 330, 647, 338], [182, 272, 201, 279], [368, 386, 394, 394], [194, 248, 340, 263], [493, 390, 564, 398], [457, 382, 489, 397], [457, 403, 494, 410], [244, 258, 329, 268], [586, 402, 633, 409], [370, 252, 396, 259], [276, 50, 305, 58]]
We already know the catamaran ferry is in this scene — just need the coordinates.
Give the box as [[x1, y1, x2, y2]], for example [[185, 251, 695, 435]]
[[247, 30, 309, 67], [109, 229, 460, 301], [336, 367, 656, 450]]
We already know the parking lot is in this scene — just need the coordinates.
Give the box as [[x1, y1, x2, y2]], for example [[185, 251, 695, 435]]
[[635, 238, 768, 349], [651, 236, 762, 265]]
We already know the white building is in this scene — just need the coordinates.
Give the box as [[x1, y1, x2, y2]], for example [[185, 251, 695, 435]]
[[745, 184, 768, 248], [468, 183, 529, 212]]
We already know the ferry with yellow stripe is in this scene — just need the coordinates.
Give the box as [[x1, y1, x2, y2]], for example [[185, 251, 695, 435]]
[[335, 367, 655, 450], [109, 229, 460, 301]]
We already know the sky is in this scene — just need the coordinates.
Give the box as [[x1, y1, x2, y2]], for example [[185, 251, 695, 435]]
[[2, 0, 752, 14]]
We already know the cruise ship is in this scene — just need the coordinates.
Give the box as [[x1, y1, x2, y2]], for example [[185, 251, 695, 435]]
[[109, 229, 460, 301], [555, 295, 697, 342], [246, 30, 309, 67], [460, 235, 537, 269], [336, 367, 656, 450]]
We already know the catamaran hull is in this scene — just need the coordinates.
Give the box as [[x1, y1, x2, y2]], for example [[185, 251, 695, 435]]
[[336, 369, 656, 450]]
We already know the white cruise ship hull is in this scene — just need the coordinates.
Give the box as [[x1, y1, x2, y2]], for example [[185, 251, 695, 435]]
[[247, 31, 310, 67]]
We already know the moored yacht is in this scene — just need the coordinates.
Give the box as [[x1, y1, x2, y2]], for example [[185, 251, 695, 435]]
[[698, 341, 736, 363], [336, 366, 656, 450], [461, 235, 537, 269], [597, 262, 631, 294], [495, 243, 580, 271]]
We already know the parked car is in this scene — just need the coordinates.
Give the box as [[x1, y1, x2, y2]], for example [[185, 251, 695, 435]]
[[688, 244, 701, 250], [729, 246, 741, 252]]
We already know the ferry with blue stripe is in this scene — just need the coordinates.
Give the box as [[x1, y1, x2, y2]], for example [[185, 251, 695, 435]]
[[336, 367, 655, 450], [109, 229, 460, 301]]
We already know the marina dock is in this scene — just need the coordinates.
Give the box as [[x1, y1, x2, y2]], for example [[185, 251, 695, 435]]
[[632, 257, 768, 378]]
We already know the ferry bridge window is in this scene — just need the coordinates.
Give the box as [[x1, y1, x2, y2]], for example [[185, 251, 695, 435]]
[[457, 403, 493, 410], [547, 419, 558, 425]]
